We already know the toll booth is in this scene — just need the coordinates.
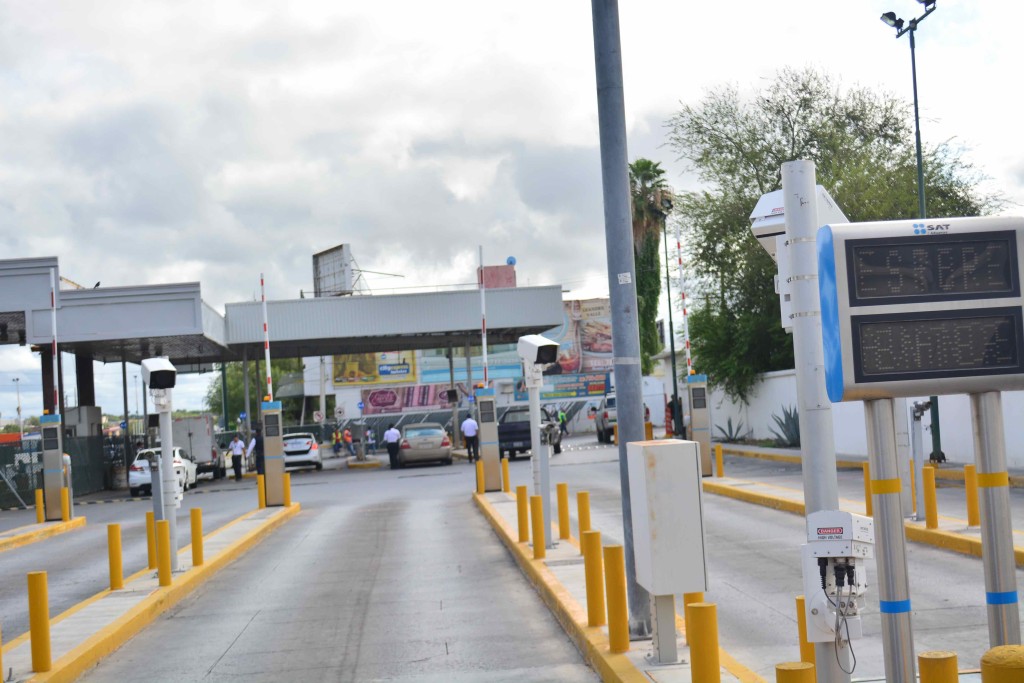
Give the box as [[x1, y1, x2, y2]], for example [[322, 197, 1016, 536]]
[[476, 389, 502, 491], [262, 401, 286, 506], [686, 374, 713, 476], [40, 413, 65, 521]]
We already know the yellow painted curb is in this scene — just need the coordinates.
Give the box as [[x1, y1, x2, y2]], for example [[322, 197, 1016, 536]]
[[24, 503, 301, 683], [703, 480, 806, 515], [348, 460, 382, 469], [0, 516, 86, 554], [474, 493, 647, 683], [718, 446, 864, 470]]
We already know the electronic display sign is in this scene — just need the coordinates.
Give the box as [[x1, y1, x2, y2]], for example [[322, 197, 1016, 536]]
[[819, 217, 1024, 401]]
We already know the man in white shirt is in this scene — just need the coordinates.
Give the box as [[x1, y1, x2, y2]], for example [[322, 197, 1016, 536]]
[[461, 413, 479, 463], [383, 424, 402, 470], [229, 434, 246, 481]]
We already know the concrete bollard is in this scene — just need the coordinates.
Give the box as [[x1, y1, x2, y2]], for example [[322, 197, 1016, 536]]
[[577, 491, 591, 555], [923, 466, 938, 529], [145, 511, 157, 570], [530, 496, 545, 560], [156, 519, 172, 587], [60, 486, 70, 522], [683, 592, 704, 645], [516, 485, 529, 543], [775, 662, 814, 682], [863, 462, 872, 516], [795, 595, 815, 664], [191, 508, 204, 567], [603, 545, 629, 653], [107, 524, 123, 590], [715, 443, 724, 477], [981, 645, 1024, 681], [28, 570, 51, 672], [919, 651, 958, 682], [475, 460, 485, 494], [35, 489, 44, 524], [688, 602, 721, 682], [556, 483, 570, 540], [965, 464, 981, 526], [581, 530, 605, 627], [283, 472, 292, 507], [257, 474, 266, 509], [501, 457, 510, 493]]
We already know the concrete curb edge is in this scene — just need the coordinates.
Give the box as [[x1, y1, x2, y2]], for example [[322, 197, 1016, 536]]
[[0, 516, 87, 554]]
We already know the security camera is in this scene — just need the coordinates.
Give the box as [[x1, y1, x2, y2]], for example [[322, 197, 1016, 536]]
[[749, 186, 848, 262], [518, 334, 559, 366], [141, 357, 177, 390]]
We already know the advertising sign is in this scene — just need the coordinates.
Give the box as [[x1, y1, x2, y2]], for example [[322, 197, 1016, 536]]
[[360, 384, 452, 415], [333, 351, 416, 385], [514, 372, 611, 402]]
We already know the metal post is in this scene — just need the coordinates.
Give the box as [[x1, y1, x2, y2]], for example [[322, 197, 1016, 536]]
[[780, 161, 850, 680], [865, 399, 916, 682], [464, 340, 473, 411], [970, 392, 1020, 646], [260, 273, 274, 401], [319, 356, 327, 440], [528, 381, 552, 548], [478, 246, 489, 386], [156, 392, 179, 571], [220, 363, 228, 431], [141, 381, 148, 447], [911, 403, 927, 523], [448, 346, 460, 449], [242, 348, 251, 437], [590, 0, 650, 638], [662, 223, 681, 435], [121, 358, 131, 483]]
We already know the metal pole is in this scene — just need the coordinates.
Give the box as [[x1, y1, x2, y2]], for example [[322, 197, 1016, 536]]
[[448, 345, 460, 449], [911, 403, 926, 523], [590, 0, 650, 638], [260, 273, 273, 401], [970, 392, 1021, 646], [865, 399, 916, 682], [676, 224, 693, 378], [662, 222, 680, 435], [319, 357, 326, 440], [464, 340, 473, 406], [479, 246, 489, 387], [157, 394, 179, 571], [121, 358, 131, 487], [242, 347, 251, 437], [141, 381, 148, 448], [528, 381, 552, 547], [220, 363, 228, 431], [780, 161, 850, 681]]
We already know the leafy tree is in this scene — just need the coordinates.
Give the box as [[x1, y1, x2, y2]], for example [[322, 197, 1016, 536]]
[[204, 358, 310, 428], [629, 158, 670, 375], [667, 67, 999, 401]]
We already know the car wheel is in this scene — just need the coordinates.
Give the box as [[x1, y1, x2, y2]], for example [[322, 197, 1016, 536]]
[[315, 461, 323, 471], [554, 442, 562, 455], [597, 429, 605, 444], [444, 457, 453, 465], [129, 487, 139, 497]]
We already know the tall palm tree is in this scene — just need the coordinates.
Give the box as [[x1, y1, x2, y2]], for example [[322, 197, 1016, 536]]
[[628, 159, 670, 375]]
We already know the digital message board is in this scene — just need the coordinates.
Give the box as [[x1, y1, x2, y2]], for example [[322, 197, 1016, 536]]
[[818, 216, 1024, 401]]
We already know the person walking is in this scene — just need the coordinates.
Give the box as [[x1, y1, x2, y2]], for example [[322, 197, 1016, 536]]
[[558, 408, 569, 435], [332, 427, 342, 456], [461, 412, 479, 463], [229, 434, 246, 481], [248, 428, 265, 476], [343, 427, 355, 456], [383, 423, 402, 469], [365, 428, 376, 454]]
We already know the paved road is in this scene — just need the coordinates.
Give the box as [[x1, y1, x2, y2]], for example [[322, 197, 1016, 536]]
[[80, 460, 598, 682]]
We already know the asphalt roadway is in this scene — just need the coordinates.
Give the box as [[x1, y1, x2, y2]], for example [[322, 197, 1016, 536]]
[[7, 435, 1023, 680]]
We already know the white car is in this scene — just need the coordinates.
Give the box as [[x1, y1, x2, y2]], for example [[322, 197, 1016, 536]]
[[128, 447, 199, 497], [282, 432, 323, 470]]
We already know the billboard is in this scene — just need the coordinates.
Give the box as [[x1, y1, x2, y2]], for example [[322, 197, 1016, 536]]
[[360, 384, 452, 415], [514, 372, 611, 402], [539, 298, 613, 376], [312, 244, 354, 297], [333, 351, 417, 385]]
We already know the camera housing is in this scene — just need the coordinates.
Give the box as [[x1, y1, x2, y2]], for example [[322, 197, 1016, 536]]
[[749, 186, 847, 261], [517, 334, 559, 366], [141, 357, 177, 389]]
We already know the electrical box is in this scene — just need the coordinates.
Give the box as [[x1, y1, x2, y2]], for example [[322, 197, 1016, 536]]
[[40, 413, 64, 521], [818, 216, 1024, 401], [686, 375, 713, 476], [262, 401, 286, 506], [801, 510, 874, 643], [476, 389, 501, 492], [626, 439, 708, 595]]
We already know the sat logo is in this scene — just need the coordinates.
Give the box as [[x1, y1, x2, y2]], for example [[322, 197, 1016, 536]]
[[913, 222, 951, 235]]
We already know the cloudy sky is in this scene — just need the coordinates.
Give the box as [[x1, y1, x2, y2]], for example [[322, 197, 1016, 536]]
[[0, 0, 1020, 421]]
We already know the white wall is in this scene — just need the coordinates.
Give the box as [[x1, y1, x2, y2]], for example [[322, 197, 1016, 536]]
[[709, 370, 1024, 467]]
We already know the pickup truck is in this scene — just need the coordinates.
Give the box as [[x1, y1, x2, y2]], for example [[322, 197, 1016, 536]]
[[594, 393, 616, 443], [498, 406, 562, 458]]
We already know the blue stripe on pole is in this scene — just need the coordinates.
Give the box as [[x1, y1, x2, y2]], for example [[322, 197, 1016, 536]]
[[987, 591, 1018, 605], [879, 599, 911, 614]]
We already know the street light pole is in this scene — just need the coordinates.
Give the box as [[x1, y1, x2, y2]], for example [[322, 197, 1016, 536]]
[[882, 0, 942, 461], [661, 206, 682, 436]]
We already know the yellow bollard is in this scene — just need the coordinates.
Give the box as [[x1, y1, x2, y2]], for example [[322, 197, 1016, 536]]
[[145, 511, 157, 570], [577, 491, 591, 556], [501, 457, 510, 493], [475, 460, 484, 494], [981, 645, 1024, 681], [776, 662, 814, 682], [795, 595, 815, 664], [863, 462, 873, 516], [715, 443, 724, 478], [60, 486, 70, 522], [191, 508, 204, 567], [603, 545, 629, 653], [923, 466, 938, 529], [688, 602, 721, 682], [919, 651, 958, 682], [556, 483, 570, 540], [613, 424, 618, 445], [965, 464, 981, 527], [257, 474, 266, 509], [516, 485, 529, 543], [530, 496, 545, 560], [644, 421, 653, 440], [28, 570, 51, 672], [156, 519, 172, 587], [35, 489, 44, 524], [283, 472, 292, 507], [683, 592, 704, 645], [581, 530, 605, 627], [107, 524, 123, 590]]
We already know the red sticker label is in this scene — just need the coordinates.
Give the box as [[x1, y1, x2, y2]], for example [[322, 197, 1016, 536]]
[[817, 527, 843, 535]]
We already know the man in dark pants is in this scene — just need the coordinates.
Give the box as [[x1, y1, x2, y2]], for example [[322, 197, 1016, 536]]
[[252, 428, 265, 476], [383, 423, 402, 469], [461, 413, 479, 462], [229, 434, 246, 481]]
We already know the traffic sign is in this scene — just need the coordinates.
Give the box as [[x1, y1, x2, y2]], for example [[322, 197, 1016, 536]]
[[334, 405, 345, 419], [239, 412, 247, 420], [120, 421, 127, 429], [357, 401, 365, 411], [467, 396, 475, 403], [313, 410, 324, 422]]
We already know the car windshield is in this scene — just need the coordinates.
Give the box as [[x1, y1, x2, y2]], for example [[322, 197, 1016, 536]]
[[504, 410, 530, 423], [406, 427, 444, 438], [605, 397, 616, 409], [284, 434, 314, 441]]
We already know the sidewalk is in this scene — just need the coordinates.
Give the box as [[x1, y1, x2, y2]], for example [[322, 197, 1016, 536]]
[[1, 503, 300, 683]]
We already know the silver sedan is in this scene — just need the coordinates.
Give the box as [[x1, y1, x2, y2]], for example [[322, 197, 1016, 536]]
[[397, 423, 453, 468]]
